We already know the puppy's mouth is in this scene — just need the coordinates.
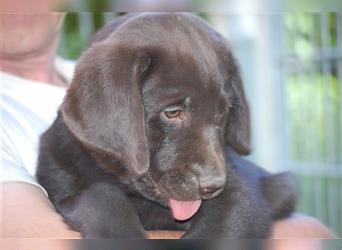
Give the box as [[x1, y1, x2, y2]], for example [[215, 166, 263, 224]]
[[169, 198, 202, 221], [133, 172, 221, 221]]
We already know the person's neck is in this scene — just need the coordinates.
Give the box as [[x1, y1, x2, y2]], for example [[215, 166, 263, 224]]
[[0, 43, 66, 87]]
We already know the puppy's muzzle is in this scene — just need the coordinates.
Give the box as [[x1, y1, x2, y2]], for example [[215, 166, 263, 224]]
[[158, 170, 225, 201]]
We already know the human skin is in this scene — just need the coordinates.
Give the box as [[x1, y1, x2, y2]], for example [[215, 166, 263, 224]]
[[0, 11, 337, 241], [0, 13, 66, 86], [0, 4, 77, 241]]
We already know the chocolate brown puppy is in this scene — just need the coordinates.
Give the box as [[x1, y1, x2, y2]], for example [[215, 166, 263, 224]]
[[37, 13, 297, 238]]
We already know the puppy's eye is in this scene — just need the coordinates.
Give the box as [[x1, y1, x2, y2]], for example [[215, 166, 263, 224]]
[[162, 106, 183, 119], [164, 110, 181, 119]]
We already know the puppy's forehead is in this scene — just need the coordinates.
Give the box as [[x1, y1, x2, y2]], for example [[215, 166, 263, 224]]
[[106, 13, 224, 83], [101, 13, 230, 108], [143, 51, 225, 104]]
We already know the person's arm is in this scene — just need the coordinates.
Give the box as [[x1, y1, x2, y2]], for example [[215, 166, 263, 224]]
[[271, 213, 336, 238], [1, 182, 81, 238]]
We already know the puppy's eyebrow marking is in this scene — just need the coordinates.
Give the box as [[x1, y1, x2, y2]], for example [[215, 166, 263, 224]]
[[163, 96, 190, 109]]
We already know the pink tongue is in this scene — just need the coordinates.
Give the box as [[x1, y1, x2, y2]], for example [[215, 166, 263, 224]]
[[169, 199, 202, 221]]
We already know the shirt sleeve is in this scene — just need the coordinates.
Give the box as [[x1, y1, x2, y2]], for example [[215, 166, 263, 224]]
[[1, 109, 47, 194], [1, 57, 70, 195]]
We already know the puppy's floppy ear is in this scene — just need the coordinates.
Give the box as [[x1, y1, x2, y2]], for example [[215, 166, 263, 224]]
[[61, 44, 151, 176], [225, 56, 251, 155]]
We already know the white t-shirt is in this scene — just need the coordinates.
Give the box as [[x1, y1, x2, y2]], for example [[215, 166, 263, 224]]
[[1, 57, 74, 192]]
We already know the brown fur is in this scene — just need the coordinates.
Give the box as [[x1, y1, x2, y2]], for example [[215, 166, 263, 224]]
[[37, 13, 296, 238]]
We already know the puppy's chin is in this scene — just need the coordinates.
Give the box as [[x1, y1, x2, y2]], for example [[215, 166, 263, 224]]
[[156, 171, 201, 199], [131, 173, 170, 207], [130, 172, 201, 209]]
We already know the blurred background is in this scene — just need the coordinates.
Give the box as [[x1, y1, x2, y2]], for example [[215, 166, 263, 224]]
[[57, 2, 342, 236]]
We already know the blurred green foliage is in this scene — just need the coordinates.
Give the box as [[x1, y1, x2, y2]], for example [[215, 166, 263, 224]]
[[284, 13, 341, 236], [58, 13, 107, 59], [299, 175, 341, 232], [285, 13, 338, 57], [58, 14, 82, 59], [287, 74, 341, 162]]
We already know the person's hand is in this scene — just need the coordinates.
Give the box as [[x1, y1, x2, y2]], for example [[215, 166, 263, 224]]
[[2, 182, 81, 238]]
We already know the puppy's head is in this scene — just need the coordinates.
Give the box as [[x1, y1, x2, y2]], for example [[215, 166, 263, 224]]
[[61, 14, 250, 220]]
